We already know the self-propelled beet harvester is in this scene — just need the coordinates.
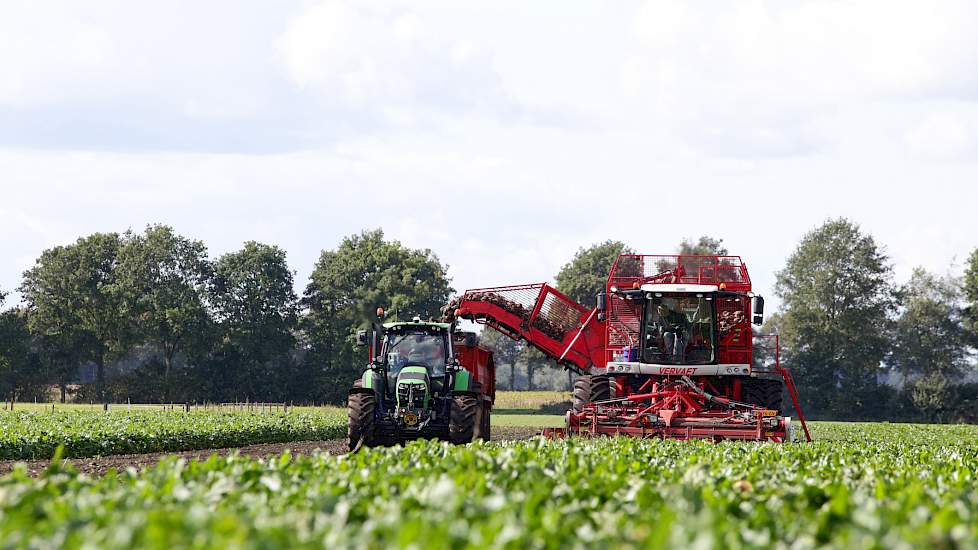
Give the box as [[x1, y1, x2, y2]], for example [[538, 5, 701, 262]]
[[447, 254, 811, 442]]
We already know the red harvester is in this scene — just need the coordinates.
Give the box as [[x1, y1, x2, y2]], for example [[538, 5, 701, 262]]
[[448, 254, 811, 442]]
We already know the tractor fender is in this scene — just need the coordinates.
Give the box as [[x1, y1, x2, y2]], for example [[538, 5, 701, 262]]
[[350, 369, 382, 395], [452, 369, 473, 392]]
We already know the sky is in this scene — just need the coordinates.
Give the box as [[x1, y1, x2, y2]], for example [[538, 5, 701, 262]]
[[3, 0, 978, 312]]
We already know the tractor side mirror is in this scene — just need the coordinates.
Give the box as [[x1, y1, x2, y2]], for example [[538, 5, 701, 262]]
[[356, 330, 369, 346], [752, 296, 765, 325]]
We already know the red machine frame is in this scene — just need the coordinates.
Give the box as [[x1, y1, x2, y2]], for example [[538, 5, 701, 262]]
[[452, 254, 811, 443]]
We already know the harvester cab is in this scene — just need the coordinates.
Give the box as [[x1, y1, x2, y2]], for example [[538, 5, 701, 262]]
[[348, 310, 494, 450], [449, 254, 811, 443]]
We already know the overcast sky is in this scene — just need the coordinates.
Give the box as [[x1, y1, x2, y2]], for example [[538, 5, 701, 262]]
[[2, 0, 978, 312]]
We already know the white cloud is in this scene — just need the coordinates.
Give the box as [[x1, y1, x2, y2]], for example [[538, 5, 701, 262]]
[[3, 0, 978, 311]]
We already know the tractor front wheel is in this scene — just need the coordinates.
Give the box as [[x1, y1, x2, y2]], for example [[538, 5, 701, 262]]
[[348, 387, 378, 451]]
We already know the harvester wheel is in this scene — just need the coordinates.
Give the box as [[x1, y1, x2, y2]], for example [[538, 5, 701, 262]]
[[573, 374, 611, 412], [450, 392, 479, 444], [743, 378, 783, 413], [348, 387, 377, 451]]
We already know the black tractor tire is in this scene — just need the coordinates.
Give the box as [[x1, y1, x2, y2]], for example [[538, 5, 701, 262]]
[[450, 393, 479, 444], [470, 382, 491, 442], [742, 378, 784, 413], [348, 387, 377, 451], [572, 374, 611, 412]]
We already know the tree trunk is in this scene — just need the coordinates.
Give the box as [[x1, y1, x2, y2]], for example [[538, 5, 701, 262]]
[[510, 363, 516, 391], [59, 379, 67, 404], [527, 364, 535, 391], [95, 351, 106, 404], [163, 350, 173, 403]]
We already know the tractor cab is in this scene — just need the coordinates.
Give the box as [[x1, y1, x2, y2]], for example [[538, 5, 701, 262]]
[[382, 322, 451, 398]]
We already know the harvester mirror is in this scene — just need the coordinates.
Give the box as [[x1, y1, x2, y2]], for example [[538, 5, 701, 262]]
[[752, 296, 765, 325], [596, 292, 607, 313], [356, 330, 369, 346]]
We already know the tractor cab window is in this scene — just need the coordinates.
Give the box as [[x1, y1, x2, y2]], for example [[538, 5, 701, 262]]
[[642, 294, 716, 365], [385, 331, 448, 383]]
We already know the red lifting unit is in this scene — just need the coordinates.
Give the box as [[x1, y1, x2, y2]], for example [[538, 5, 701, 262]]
[[450, 254, 811, 442]]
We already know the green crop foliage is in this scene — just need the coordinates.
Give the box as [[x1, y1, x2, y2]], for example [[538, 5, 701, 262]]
[[0, 409, 346, 460], [1, 422, 977, 549]]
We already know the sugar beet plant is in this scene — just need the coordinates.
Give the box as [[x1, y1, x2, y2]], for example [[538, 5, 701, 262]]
[[0, 409, 346, 460], [2, 422, 978, 549]]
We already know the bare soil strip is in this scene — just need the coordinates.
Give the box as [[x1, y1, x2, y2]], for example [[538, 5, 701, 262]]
[[0, 426, 541, 477]]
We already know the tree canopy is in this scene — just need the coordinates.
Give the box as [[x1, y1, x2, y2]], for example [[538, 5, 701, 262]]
[[555, 240, 633, 306], [19, 233, 128, 401], [117, 225, 212, 399], [890, 268, 970, 380], [964, 247, 978, 344], [775, 218, 895, 417], [678, 236, 728, 256]]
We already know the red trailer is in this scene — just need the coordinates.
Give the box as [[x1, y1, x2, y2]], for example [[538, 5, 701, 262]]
[[448, 254, 811, 442]]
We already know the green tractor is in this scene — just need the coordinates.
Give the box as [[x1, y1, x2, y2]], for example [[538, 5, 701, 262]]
[[347, 311, 495, 450]]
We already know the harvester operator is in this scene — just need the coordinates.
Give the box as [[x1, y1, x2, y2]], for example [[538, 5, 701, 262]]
[[656, 303, 690, 363]]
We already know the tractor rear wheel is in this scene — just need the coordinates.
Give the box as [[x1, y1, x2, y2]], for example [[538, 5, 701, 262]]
[[572, 374, 611, 412], [450, 392, 479, 444], [742, 378, 783, 413], [470, 382, 491, 441], [348, 386, 377, 451]]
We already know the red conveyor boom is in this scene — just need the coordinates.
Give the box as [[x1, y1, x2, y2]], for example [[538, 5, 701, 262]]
[[453, 283, 604, 373]]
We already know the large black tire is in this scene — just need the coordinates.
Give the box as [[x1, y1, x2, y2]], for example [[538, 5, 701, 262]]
[[474, 402, 491, 441], [742, 378, 783, 413], [572, 374, 611, 412], [450, 393, 479, 444], [348, 388, 377, 451], [470, 382, 491, 442]]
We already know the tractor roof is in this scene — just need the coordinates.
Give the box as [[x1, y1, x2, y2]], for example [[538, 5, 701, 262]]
[[383, 321, 451, 331]]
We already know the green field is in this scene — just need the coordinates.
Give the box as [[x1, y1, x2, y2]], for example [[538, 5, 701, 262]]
[[0, 408, 345, 460], [2, 422, 977, 549]]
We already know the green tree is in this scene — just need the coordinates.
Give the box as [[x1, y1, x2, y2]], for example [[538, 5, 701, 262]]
[[775, 218, 895, 418], [303, 229, 452, 403], [555, 240, 633, 306], [890, 269, 970, 380], [678, 236, 729, 256], [478, 329, 523, 390], [0, 304, 35, 404], [211, 242, 298, 400], [910, 373, 954, 423], [964, 247, 978, 344], [117, 225, 213, 400], [19, 233, 129, 402]]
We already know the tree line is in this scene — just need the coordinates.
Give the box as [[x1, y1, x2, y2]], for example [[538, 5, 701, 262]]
[[2, 220, 977, 422], [0, 227, 450, 405]]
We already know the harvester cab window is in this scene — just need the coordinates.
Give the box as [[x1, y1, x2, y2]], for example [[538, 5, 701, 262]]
[[385, 331, 448, 390], [642, 294, 716, 365]]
